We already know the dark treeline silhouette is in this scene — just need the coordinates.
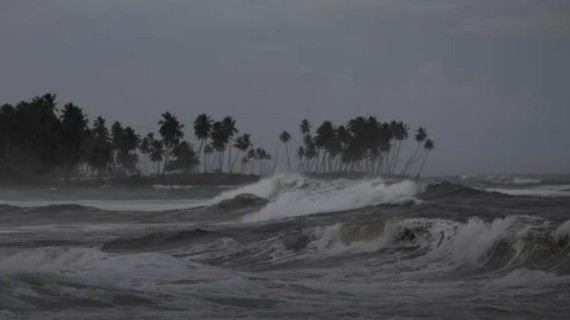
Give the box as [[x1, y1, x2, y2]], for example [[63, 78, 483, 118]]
[[0, 94, 273, 183], [280, 117, 435, 178], [0, 94, 435, 184]]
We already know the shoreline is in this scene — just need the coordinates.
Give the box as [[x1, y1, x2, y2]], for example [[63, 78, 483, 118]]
[[0, 173, 261, 189]]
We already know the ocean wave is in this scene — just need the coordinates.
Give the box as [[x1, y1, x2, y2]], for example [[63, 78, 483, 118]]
[[486, 186, 570, 197], [236, 176, 418, 222], [484, 175, 542, 185], [102, 229, 221, 252], [297, 216, 569, 274]]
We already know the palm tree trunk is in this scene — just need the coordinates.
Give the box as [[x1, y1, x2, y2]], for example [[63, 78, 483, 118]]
[[415, 151, 430, 178], [199, 139, 207, 173], [391, 140, 402, 174], [227, 145, 233, 174], [285, 143, 291, 172], [401, 142, 422, 176], [162, 146, 170, 176]]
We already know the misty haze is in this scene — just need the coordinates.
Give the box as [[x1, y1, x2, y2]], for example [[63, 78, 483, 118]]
[[0, 1, 569, 319]]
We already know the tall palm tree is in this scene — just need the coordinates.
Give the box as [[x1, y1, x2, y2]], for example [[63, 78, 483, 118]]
[[88, 116, 112, 176], [149, 139, 165, 175], [158, 112, 184, 175], [296, 146, 305, 171], [193, 114, 212, 173], [416, 139, 435, 178], [139, 133, 154, 173], [390, 122, 409, 174], [222, 116, 238, 173], [247, 148, 256, 174], [60, 103, 88, 179], [209, 121, 226, 172], [116, 126, 140, 175], [279, 130, 292, 172]]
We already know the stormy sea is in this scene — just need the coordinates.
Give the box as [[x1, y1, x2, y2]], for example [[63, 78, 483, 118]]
[[1, 175, 569, 319]]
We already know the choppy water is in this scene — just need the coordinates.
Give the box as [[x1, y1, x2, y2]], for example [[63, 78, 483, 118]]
[[1, 175, 569, 319]]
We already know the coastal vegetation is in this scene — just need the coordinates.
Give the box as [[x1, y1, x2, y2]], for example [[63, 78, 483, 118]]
[[0, 93, 434, 184]]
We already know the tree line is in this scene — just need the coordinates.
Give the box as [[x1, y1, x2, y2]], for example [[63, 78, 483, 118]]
[[0, 94, 274, 180], [0, 93, 435, 181], [277, 117, 435, 178]]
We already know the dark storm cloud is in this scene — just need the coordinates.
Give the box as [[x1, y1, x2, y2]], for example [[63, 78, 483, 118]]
[[0, 0, 568, 175]]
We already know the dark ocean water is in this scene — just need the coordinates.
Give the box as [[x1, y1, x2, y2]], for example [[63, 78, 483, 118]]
[[0, 175, 569, 319]]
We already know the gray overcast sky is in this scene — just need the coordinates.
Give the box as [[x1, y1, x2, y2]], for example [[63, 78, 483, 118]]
[[1, 0, 569, 176]]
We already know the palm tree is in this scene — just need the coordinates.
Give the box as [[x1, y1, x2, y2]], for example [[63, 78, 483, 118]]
[[193, 114, 212, 173], [416, 139, 435, 178], [222, 116, 238, 173], [209, 121, 226, 172], [296, 146, 305, 171], [231, 133, 252, 172], [401, 127, 427, 176], [149, 139, 165, 175], [390, 122, 409, 174], [116, 126, 140, 175], [86, 117, 112, 176], [158, 112, 184, 175], [139, 133, 154, 173], [167, 141, 199, 173], [247, 148, 256, 174], [300, 119, 311, 135], [60, 103, 88, 180], [315, 121, 337, 172], [279, 130, 292, 172]]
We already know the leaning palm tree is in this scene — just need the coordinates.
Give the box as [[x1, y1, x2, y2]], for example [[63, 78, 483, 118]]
[[222, 116, 238, 173], [279, 130, 292, 172], [416, 139, 435, 178], [158, 112, 184, 175], [390, 122, 409, 174], [193, 114, 212, 173], [401, 127, 427, 176]]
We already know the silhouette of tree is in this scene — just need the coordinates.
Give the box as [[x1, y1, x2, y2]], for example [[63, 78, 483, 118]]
[[222, 116, 238, 173], [402, 127, 427, 176], [167, 141, 199, 173], [60, 103, 89, 179], [232, 133, 252, 171], [194, 114, 212, 173], [158, 112, 184, 175], [149, 138, 165, 175], [279, 131, 292, 171], [416, 139, 435, 178], [88, 117, 112, 176]]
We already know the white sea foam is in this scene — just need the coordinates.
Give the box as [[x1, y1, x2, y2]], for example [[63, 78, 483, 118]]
[[486, 269, 569, 289], [240, 176, 419, 222], [554, 220, 570, 242], [450, 217, 515, 267], [512, 178, 541, 185], [487, 186, 570, 197]]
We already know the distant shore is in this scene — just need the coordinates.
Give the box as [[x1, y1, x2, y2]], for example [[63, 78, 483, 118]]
[[0, 173, 261, 189]]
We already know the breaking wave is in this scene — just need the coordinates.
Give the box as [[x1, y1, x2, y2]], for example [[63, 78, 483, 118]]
[[217, 175, 420, 222]]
